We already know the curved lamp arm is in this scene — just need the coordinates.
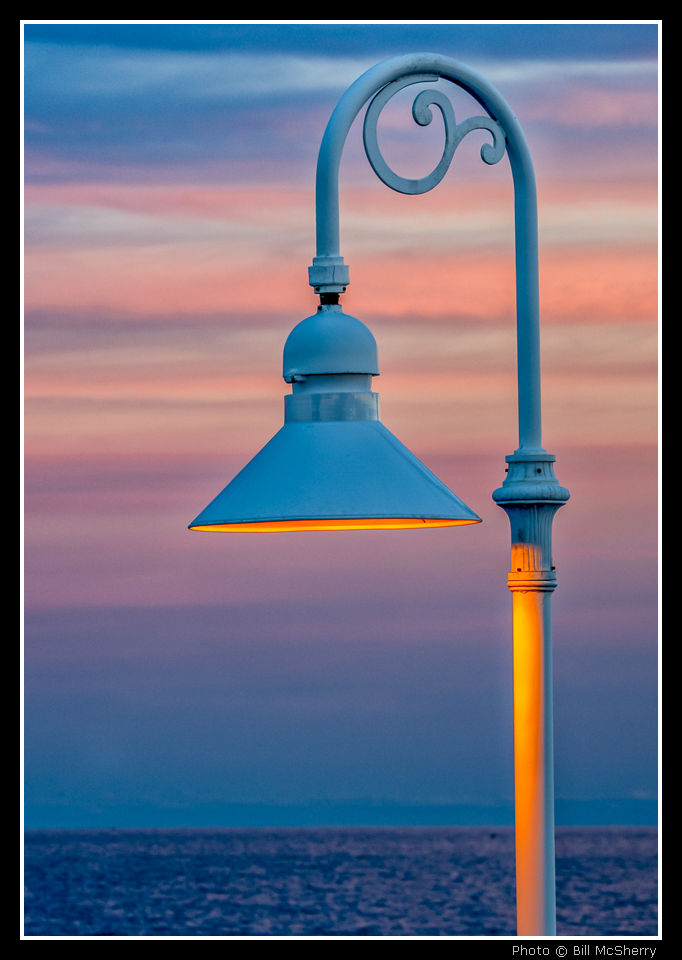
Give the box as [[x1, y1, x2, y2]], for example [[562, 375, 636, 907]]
[[308, 52, 543, 453]]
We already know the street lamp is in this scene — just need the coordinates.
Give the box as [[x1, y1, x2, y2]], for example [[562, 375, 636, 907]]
[[189, 52, 570, 937]]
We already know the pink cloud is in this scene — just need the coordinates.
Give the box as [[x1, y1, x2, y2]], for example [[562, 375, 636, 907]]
[[24, 174, 657, 323], [525, 87, 658, 127]]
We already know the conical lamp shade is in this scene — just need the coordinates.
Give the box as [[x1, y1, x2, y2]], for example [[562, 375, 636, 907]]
[[189, 418, 481, 532], [189, 304, 481, 532]]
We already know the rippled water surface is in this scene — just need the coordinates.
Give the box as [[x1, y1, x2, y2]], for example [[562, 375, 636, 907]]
[[24, 827, 657, 937]]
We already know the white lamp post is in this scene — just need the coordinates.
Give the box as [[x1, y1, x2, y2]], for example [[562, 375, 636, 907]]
[[189, 52, 570, 936]]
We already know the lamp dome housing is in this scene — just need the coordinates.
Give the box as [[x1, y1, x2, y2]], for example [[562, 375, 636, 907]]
[[283, 305, 379, 381]]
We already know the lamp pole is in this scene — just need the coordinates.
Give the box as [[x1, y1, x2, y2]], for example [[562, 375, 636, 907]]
[[308, 53, 570, 937]]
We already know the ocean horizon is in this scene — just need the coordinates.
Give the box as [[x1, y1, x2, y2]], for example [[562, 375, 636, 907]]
[[23, 825, 658, 938]]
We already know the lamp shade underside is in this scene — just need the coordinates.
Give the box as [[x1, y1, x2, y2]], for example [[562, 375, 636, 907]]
[[190, 518, 477, 532]]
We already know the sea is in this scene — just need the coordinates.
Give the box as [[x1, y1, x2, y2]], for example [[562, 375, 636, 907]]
[[23, 826, 658, 938]]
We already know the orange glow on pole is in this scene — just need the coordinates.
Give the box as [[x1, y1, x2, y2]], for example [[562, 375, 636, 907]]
[[509, 539, 557, 936]]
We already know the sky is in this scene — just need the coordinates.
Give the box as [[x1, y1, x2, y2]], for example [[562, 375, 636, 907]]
[[22, 21, 660, 829]]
